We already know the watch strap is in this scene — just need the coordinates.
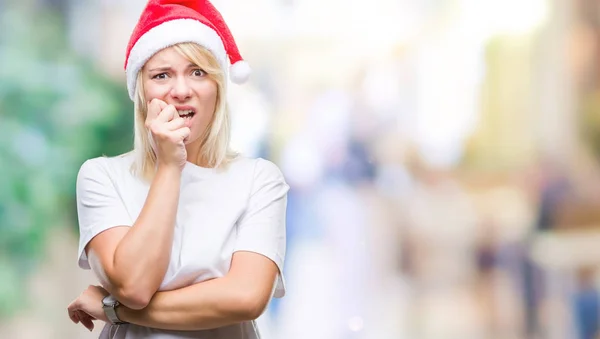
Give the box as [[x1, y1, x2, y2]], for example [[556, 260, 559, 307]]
[[102, 295, 128, 325]]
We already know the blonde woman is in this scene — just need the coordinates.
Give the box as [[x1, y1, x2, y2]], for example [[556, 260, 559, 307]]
[[66, 1, 288, 338]]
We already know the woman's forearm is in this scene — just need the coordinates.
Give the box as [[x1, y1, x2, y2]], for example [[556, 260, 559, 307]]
[[117, 276, 264, 331], [105, 165, 181, 306]]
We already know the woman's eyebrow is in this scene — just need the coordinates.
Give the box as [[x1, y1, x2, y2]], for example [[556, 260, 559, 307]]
[[147, 66, 172, 72]]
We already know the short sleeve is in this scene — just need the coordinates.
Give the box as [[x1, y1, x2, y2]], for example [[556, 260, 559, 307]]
[[234, 158, 290, 298], [76, 158, 132, 270]]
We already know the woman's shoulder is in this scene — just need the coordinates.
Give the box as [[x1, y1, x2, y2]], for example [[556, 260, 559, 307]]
[[222, 157, 287, 194], [77, 152, 135, 179], [227, 155, 284, 179]]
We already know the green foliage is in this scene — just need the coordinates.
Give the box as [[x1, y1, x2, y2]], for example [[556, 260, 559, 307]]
[[0, 4, 133, 316]]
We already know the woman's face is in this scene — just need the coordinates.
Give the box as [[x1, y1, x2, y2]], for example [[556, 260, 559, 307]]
[[142, 46, 218, 150]]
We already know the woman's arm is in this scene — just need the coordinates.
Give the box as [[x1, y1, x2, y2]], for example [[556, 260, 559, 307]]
[[117, 251, 279, 330], [79, 100, 190, 310], [85, 164, 181, 309]]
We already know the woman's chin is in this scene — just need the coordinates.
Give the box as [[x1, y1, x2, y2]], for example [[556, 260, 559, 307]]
[[184, 135, 201, 146]]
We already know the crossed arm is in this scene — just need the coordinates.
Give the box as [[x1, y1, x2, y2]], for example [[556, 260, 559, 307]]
[[71, 250, 278, 331], [115, 251, 278, 330], [70, 161, 284, 331]]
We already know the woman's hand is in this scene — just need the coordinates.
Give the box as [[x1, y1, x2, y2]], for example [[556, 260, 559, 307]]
[[146, 98, 190, 171], [67, 285, 110, 331]]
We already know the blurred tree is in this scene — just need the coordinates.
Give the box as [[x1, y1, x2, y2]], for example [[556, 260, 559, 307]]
[[0, 3, 132, 317]]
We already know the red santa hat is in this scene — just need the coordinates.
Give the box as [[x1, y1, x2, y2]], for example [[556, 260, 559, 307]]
[[124, 0, 251, 100]]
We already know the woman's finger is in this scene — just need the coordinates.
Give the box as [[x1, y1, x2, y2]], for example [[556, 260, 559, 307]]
[[156, 104, 177, 123], [68, 309, 79, 324], [77, 311, 95, 332], [174, 127, 191, 142], [145, 99, 169, 126], [165, 117, 186, 131], [145, 100, 161, 127], [67, 301, 80, 323]]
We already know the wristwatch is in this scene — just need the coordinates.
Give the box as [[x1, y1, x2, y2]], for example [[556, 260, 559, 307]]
[[102, 294, 128, 325]]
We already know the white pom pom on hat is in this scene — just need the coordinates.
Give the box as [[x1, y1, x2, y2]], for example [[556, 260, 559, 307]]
[[230, 60, 251, 84], [124, 0, 251, 101]]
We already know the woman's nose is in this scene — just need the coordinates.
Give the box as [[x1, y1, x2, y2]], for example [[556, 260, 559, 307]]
[[170, 77, 192, 100]]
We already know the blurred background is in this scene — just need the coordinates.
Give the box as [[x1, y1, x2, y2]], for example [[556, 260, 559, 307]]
[[2, 0, 600, 338]]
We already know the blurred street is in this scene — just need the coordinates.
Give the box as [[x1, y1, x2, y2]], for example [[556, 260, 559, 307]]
[[3, 0, 600, 338]]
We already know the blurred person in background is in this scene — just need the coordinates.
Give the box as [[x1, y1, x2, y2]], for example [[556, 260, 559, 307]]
[[65, 0, 289, 338]]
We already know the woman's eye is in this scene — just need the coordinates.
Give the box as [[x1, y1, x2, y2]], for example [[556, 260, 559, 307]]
[[192, 69, 206, 77], [152, 73, 168, 80]]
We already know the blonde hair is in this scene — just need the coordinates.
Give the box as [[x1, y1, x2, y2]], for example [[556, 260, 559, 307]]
[[130, 43, 238, 181]]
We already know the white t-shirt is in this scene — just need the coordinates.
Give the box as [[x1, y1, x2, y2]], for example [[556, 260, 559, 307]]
[[76, 152, 289, 339]]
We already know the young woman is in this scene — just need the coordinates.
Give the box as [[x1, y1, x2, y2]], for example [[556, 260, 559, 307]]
[[66, 1, 288, 338]]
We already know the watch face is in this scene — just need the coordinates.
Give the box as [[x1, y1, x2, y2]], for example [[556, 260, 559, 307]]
[[101, 294, 127, 325], [102, 295, 117, 307]]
